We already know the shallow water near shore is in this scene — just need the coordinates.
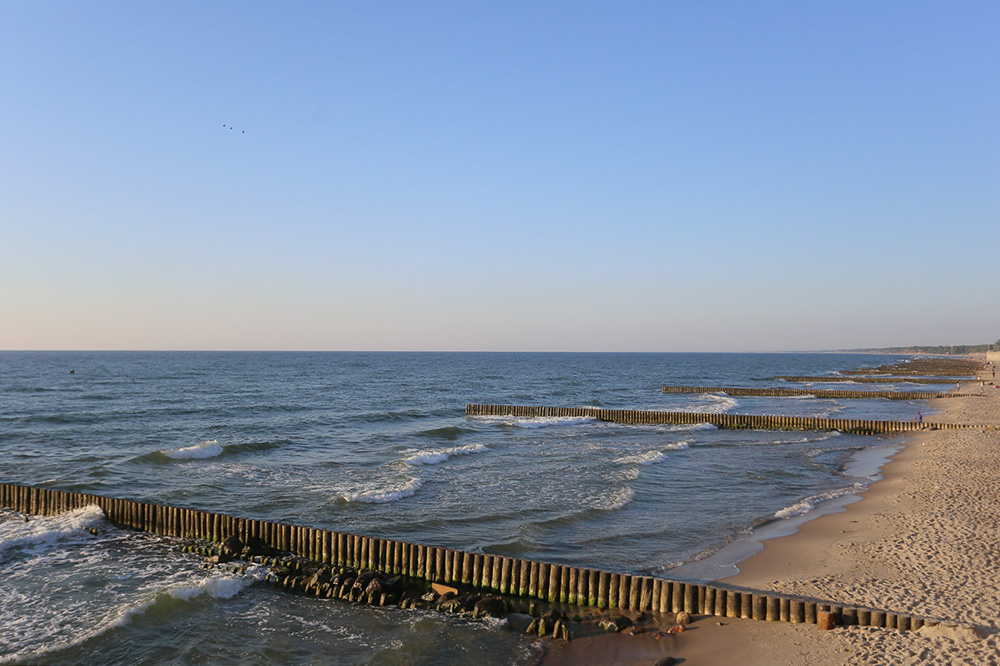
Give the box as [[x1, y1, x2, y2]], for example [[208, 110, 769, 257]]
[[0, 351, 945, 664]]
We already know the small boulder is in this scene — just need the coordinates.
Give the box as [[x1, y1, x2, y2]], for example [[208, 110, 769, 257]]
[[675, 611, 692, 625], [599, 616, 633, 633], [364, 577, 386, 598], [242, 536, 273, 557], [439, 598, 465, 614], [473, 597, 507, 619], [221, 535, 243, 556]]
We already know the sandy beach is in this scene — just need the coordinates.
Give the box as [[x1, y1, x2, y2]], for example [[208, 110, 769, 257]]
[[541, 367, 1000, 665]]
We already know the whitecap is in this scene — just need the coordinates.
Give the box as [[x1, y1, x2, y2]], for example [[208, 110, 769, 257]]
[[688, 394, 739, 414], [338, 477, 423, 504], [167, 571, 260, 601], [615, 443, 688, 466], [594, 486, 635, 511], [0, 568, 260, 664], [0, 505, 105, 555], [162, 440, 223, 460], [404, 443, 488, 466], [474, 415, 596, 429]]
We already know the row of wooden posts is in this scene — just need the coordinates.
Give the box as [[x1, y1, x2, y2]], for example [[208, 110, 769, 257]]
[[464, 404, 994, 434], [0, 483, 931, 630], [660, 386, 978, 401], [774, 375, 965, 385]]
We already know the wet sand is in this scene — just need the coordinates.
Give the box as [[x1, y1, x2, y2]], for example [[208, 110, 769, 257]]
[[540, 369, 1000, 665]]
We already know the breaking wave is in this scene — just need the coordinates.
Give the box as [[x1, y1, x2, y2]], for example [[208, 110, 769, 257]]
[[0, 570, 261, 665], [404, 443, 488, 466], [337, 477, 424, 504], [162, 440, 223, 459], [0, 505, 106, 555], [773, 483, 866, 520]]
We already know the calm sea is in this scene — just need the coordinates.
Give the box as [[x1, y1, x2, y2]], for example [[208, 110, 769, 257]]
[[0, 351, 940, 664]]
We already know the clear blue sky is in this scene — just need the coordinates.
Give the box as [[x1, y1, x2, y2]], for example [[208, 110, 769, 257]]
[[2, 2, 997, 351]]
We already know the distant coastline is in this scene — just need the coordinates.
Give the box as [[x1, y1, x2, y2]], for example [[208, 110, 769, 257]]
[[836, 341, 998, 356]]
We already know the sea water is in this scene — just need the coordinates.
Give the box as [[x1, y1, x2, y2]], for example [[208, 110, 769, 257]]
[[0, 352, 944, 664]]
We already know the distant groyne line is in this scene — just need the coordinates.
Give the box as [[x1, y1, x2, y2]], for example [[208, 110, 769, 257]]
[[661, 386, 980, 401], [465, 404, 993, 434], [0, 483, 937, 631], [775, 375, 966, 385]]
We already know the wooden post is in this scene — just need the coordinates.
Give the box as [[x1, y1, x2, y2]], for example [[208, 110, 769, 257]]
[[547, 564, 560, 602], [685, 584, 698, 614], [624, 576, 637, 610], [618, 574, 630, 610], [574, 568, 587, 608], [790, 599, 804, 623], [804, 601, 817, 624], [500, 557, 511, 594], [766, 596, 780, 621], [696, 585, 711, 615], [437, 548, 447, 583], [599, 572, 610, 608], [714, 588, 726, 617], [752, 594, 766, 621]]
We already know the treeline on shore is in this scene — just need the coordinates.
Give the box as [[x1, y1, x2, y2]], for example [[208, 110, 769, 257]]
[[848, 339, 1000, 355]]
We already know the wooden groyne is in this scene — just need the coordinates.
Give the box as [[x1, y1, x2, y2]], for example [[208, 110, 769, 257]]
[[0, 482, 935, 631], [775, 375, 967, 385], [661, 386, 980, 400], [465, 404, 994, 434]]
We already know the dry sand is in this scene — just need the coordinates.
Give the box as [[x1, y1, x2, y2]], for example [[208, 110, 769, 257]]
[[540, 369, 1000, 665]]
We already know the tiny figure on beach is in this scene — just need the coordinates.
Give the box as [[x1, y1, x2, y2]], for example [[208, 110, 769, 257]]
[[917, 411, 923, 423]]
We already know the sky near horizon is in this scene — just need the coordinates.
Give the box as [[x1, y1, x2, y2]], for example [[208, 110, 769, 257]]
[[2, 2, 997, 352]]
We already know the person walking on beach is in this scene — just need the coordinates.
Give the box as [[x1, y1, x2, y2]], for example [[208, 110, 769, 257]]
[[917, 411, 923, 424]]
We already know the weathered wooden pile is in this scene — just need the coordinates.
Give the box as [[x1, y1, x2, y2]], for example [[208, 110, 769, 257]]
[[465, 404, 994, 434], [774, 375, 967, 384], [0, 483, 942, 634], [661, 386, 979, 400]]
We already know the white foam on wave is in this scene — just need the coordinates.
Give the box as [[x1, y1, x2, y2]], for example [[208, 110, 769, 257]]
[[615, 441, 690, 466], [167, 570, 261, 601], [0, 564, 261, 665], [594, 486, 635, 512], [662, 422, 717, 432], [773, 483, 865, 520], [162, 440, 223, 460], [476, 415, 596, 429], [0, 505, 105, 555], [404, 443, 488, 466], [689, 394, 739, 414], [339, 476, 423, 504]]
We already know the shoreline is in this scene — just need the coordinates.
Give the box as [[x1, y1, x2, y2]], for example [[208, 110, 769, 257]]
[[540, 370, 1000, 665], [667, 435, 904, 582]]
